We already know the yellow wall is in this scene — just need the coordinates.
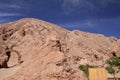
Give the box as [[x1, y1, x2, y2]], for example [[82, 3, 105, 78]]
[[89, 68, 107, 80]]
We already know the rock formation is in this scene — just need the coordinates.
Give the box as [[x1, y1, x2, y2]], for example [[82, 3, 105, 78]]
[[0, 18, 119, 80]]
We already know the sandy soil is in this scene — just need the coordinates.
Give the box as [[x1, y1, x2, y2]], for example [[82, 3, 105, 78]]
[[0, 66, 20, 80]]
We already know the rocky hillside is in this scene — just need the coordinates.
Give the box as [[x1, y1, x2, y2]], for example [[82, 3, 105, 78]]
[[0, 18, 120, 80]]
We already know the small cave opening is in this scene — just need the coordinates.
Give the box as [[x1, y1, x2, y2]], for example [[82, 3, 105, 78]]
[[0, 50, 23, 69], [7, 51, 23, 68], [111, 51, 117, 57]]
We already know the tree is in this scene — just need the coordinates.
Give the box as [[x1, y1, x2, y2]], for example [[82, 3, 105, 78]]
[[79, 64, 96, 80], [106, 56, 120, 80]]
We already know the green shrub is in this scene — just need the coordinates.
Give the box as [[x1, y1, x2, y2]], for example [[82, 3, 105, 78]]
[[79, 64, 96, 79], [106, 56, 120, 80]]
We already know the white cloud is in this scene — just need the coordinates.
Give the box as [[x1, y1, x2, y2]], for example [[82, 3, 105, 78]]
[[61, 0, 120, 14], [0, 0, 31, 10], [63, 0, 80, 7], [62, 0, 95, 14], [98, 16, 120, 25], [0, 13, 22, 17], [99, 0, 120, 5], [0, 17, 13, 23], [60, 16, 120, 29], [0, 3, 22, 9], [5, 4, 21, 9], [0, 19, 9, 23], [60, 20, 95, 29]]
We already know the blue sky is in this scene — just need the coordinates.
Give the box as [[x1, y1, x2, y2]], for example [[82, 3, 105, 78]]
[[0, 0, 120, 38]]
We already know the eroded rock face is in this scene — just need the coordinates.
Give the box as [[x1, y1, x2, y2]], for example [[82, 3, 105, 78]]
[[0, 34, 22, 68], [109, 39, 120, 56], [0, 35, 8, 68], [0, 18, 119, 80]]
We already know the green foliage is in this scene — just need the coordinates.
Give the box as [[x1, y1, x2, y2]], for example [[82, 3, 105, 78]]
[[106, 56, 120, 80], [79, 64, 96, 78], [106, 56, 120, 74], [79, 65, 88, 77], [106, 56, 120, 67], [105, 66, 115, 74]]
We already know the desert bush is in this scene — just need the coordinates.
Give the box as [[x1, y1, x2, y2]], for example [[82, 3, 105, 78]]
[[106, 56, 120, 80], [79, 64, 96, 79]]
